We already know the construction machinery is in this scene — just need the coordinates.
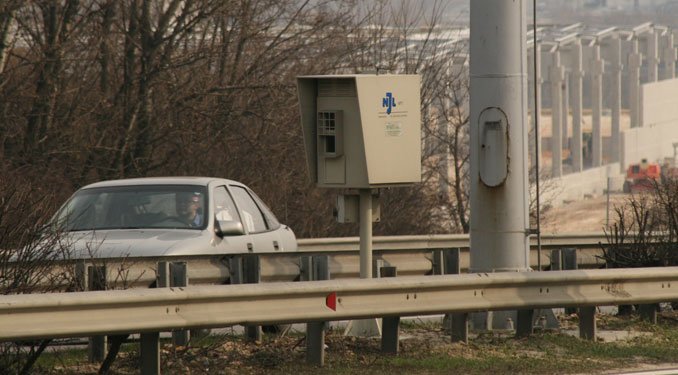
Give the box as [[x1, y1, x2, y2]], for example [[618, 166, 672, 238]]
[[624, 143, 678, 193], [623, 159, 661, 193]]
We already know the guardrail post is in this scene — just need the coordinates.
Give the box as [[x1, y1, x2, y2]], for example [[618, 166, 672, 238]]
[[78, 263, 107, 363], [562, 248, 577, 271], [228, 256, 243, 284], [443, 248, 461, 275], [638, 303, 658, 324], [562, 249, 578, 315], [606, 248, 634, 316], [140, 332, 160, 375], [440, 249, 468, 343], [516, 310, 534, 337], [244, 254, 262, 342], [307, 255, 330, 365], [380, 266, 400, 354], [157, 261, 170, 287], [138, 261, 169, 375], [552, 248, 578, 315], [170, 262, 190, 347], [300, 256, 313, 282], [550, 249, 562, 271], [579, 306, 596, 340], [432, 250, 444, 275]]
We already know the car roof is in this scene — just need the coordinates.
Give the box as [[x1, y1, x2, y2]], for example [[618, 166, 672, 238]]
[[81, 177, 244, 190]]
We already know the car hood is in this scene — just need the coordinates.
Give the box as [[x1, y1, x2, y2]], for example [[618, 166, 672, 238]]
[[62, 229, 207, 259]]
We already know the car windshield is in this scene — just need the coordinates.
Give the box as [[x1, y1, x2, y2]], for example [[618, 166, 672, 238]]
[[54, 185, 208, 231]]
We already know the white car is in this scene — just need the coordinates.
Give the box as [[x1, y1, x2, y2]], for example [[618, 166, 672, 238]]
[[52, 177, 297, 258]]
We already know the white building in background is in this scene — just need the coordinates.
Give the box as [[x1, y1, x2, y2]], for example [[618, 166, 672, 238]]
[[414, 22, 678, 206]]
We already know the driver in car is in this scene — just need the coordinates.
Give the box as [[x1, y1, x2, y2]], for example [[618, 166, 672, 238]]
[[176, 192, 203, 227]]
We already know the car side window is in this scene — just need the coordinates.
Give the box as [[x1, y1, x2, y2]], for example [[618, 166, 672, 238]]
[[230, 185, 267, 233], [249, 190, 281, 230], [213, 186, 240, 223]]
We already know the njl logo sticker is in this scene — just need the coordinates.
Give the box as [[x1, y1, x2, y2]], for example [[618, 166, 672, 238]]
[[382, 92, 396, 114]]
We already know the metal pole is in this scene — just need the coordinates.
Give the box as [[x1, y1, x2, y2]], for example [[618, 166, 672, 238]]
[[359, 189, 373, 279], [606, 177, 611, 227], [532, 2, 542, 271], [470, 0, 530, 273]]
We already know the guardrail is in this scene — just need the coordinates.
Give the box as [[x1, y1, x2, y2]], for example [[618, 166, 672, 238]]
[[43, 232, 610, 290], [1, 267, 675, 341], [297, 232, 609, 252], [9, 233, 612, 293], [1, 236, 666, 373]]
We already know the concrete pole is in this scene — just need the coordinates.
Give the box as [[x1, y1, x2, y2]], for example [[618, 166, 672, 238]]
[[663, 32, 676, 80], [628, 38, 642, 128], [469, 0, 530, 273], [549, 50, 564, 178], [571, 40, 584, 172], [610, 36, 622, 165], [359, 189, 372, 279], [647, 30, 659, 83], [591, 45, 604, 167]]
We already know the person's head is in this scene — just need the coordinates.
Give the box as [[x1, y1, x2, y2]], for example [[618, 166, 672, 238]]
[[176, 192, 201, 219]]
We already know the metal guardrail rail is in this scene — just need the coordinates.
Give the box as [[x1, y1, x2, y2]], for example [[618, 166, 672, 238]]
[[22, 232, 611, 290], [1, 267, 677, 341], [296, 232, 609, 252], [71, 232, 610, 286]]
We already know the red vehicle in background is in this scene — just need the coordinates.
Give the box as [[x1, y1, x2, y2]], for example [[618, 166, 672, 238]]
[[623, 159, 661, 193]]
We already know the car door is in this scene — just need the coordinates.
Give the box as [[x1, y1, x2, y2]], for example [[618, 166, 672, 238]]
[[228, 184, 281, 253], [210, 185, 252, 254]]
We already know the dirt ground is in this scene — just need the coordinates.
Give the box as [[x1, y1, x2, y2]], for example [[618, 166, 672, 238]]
[[540, 193, 629, 233], [44, 312, 678, 375]]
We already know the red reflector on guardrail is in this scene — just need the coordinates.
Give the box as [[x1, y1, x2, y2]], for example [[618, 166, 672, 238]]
[[326, 292, 337, 311]]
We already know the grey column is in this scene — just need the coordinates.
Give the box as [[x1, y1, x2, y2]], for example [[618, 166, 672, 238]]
[[663, 32, 676, 80], [610, 36, 622, 164], [628, 38, 642, 128], [549, 50, 564, 177], [591, 45, 604, 167], [647, 30, 659, 83], [469, 0, 531, 273], [571, 40, 583, 172]]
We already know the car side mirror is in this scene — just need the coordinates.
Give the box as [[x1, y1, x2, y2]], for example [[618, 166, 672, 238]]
[[214, 219, 245, 238]]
